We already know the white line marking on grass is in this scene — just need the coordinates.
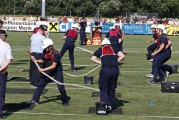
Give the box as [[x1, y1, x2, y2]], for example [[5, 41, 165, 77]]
[[6, 112, 179, 119], [76, 47, 94, 54], [6, 112, 91, 117], [133, 116, 179, 119]]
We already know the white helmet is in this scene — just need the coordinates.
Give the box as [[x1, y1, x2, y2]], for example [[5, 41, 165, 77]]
[[39, 21, 48, 27], [157, 24, 165, 31], [163, 29, 167, 34], [114, 23, 120, 27], [109, 26, 115, 30], [102, 38, 111, 45], [42, 38, 54, 49], [151, 24, 157, 29], [72, 24, 80, 30]]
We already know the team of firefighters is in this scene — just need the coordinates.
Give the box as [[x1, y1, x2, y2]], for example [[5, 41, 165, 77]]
[[0, 18, 172, 117]]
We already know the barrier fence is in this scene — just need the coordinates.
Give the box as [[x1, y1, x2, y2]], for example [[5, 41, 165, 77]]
[[2, 21, 179, 35]]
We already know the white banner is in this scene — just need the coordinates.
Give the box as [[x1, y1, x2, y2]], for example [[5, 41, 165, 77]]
[[2, 21, 40, 31], [2, 21, 91, 33]]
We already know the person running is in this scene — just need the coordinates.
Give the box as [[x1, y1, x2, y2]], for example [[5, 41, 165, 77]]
[[59, 24, 80, 72]]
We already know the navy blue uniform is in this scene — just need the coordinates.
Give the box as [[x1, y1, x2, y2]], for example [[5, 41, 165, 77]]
[[152, 34, 171, 81], [32, 49, 68, 103], [105, 29, 122, 52], [147, 31, 159, 58], [59, 29, 78, 70], [79, 21, 87, 45], [93, 45, 119, 108], [0, 70, 7, 115], [29, 53, 43, 86]]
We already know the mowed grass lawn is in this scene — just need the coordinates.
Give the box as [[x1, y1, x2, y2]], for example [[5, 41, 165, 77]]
[[4, 31, 179, 120]]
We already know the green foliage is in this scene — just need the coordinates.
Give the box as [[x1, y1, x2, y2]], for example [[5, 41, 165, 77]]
[[0, 0, 179, 17]]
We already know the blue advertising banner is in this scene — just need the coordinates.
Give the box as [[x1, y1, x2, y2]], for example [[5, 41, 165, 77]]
[[53, 22, 153, 34], [102, 23, 114, 34], [124, 24, 152, 34], [58, 22, 79, 32]]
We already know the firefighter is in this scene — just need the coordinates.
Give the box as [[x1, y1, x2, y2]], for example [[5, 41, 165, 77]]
[[146, 25, 159, 61], [59, 24, 80, 72], [0, 30, 13, 118], [29, 25, 46, 86], [29, 38, 69, 106], [105, 26, 125, 62], [91, 38, 123, 112], [148, 25, 172, 85], [79, 17, 87, 45]]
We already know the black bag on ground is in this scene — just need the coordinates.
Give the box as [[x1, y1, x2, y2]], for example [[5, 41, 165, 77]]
[[161, 81, 179, 93]]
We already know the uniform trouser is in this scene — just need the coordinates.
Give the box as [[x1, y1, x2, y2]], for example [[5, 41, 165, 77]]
[[29, 53, 43, 86], [111, 43, 121, 52], [59, 43, 75, 69], [32, 70, 68, 102], [0, 72, 7, 113], [80, 30, 86, 45], [152, 51, 171, 81], [118, 41, 123, 52], [98, 67, 119, 108], [147, 43, 157, 56]]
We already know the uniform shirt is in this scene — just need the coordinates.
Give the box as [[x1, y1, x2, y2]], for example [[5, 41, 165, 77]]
[[105, 30, 121, 45], [152, 31, 159, 41], [157, 34, 168, 51], [30, 32, 46, 53], [0, 39, 13, 67], [79, 21, 87, 31], [115, 28, 122, 35], [93, 45, 119, 68], [42, 49, 62, 71], [65, 29, 78, 43]]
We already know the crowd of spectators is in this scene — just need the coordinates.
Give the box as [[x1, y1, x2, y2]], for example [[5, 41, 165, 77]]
[[1, 14, 179, 26]]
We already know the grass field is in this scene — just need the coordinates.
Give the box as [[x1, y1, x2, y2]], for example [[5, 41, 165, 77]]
[[3, 32, 179, 120]]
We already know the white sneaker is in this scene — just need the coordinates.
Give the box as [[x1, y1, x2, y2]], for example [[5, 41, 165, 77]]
[[146, 74, 154, 78], [149, 59, 153, 62], [164, 71, 169, 81]]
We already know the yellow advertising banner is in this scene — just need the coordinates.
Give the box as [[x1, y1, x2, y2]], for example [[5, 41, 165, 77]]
[[165, 25, 179, 36], [48, 22, 58, 32]]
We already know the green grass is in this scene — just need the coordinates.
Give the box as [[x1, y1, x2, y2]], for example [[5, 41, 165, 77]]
[[4, 32, 179, 120]]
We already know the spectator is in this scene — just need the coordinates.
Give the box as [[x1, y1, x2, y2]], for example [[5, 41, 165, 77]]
[[45, 16, 48, 22], [49, 15, 56, 22], [22, 17, 26, 21], [62, 16, 68, 22], [68, 16, 74, 22], [74, 16, 79, 22], [94, 18, 102, 26], [174, 19, 179, 26], [2, 15, 6, 21], [103, 18, 108, 23], [34, 16, 38, 21], [9, 14, 14, 21], [58, 16, 62, 23], [168, 18, 174, 25], [30, 14, 34, 21]]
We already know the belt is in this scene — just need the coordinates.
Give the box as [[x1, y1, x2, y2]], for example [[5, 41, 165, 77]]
[[31, 52, 42, 54], [0, 69, 7, 75]]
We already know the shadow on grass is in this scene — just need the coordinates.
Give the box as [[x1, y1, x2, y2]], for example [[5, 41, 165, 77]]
[[4, 102, 35, 117], [7, 77, 28, 82], [11, 60, 30, 65], [114, 98, 130, 109], [40, 95, 71, 105]]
